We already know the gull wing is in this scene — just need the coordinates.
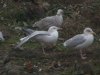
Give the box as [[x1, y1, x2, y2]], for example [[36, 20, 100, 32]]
[[63, 34, 86, 48], [23, 28, 35, 35], [15, 31, 49, 48]]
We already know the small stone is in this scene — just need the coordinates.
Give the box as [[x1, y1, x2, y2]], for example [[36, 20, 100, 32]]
[[38, 68, 42, 72], [15, 27, 22, 30], [3, 3, 7, 8], [1, 17, 4, 20]]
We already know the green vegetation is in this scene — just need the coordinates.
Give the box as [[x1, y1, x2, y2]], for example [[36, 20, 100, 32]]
[[0, 0, 100, 75]]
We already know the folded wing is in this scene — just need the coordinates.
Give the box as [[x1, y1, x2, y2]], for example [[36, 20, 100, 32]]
[[63, 34, 86, 48], [33, 16, 62, 30]]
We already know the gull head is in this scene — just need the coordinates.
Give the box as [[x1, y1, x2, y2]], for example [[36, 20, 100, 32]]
[[83, 28, 96, 35], [48, 26, 62, 32], [57, 9, 63, 15]]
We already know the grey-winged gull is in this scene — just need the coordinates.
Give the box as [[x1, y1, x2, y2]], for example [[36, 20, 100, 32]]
[[63, 28, 95, 59], [15, 26, 61, 54], [0, 31, 5, 41], [32, 9, 63, 30]]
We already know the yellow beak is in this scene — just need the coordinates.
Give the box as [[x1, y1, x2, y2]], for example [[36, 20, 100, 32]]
[[92, 32, 96, 35], [58, 27, 62, 30]]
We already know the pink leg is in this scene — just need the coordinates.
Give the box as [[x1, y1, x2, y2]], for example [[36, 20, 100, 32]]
[[80, 50, 87, 59], [41, 43, 48, 55], [41, 43, 46, 55], [41, 45, 47, 55]]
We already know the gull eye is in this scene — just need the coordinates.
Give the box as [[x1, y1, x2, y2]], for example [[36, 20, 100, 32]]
[[54, 27, 56, 29], [87, 29, 91, 32]]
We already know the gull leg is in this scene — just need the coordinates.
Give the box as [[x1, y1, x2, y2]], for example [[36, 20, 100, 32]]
[[80, 50, 87, 59], [41, 43, 47, 55], [83, 49, 86, 56], [42, 46, 46, 55]]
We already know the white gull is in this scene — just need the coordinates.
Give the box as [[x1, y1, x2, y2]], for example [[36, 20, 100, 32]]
[[15, 26, 61, 54], [63, 28, 95, 59]]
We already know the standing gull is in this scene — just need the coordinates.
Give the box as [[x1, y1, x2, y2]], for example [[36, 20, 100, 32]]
[[15, 26, 61, 54], [32, 9, 63, 30], [63, 28, 95, 59]]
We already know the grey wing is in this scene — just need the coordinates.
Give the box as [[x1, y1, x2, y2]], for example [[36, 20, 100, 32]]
[[33, 16, 58, 30], [23, 28, 35, 35], [15, 31, 49, 48], [63, 34, 86, 47]]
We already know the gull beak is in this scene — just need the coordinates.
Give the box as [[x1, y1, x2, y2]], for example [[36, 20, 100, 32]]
[[57, 27, 62, 30], [92, 32, 96, 35]]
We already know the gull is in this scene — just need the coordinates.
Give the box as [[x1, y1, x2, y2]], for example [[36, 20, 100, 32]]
[[0, 31, 5, 41], [32, 9, 63, 30], [63, 28, 95, 59], [15, 26, 61, 54]]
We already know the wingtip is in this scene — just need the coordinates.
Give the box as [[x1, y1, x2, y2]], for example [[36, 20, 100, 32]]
[[13, 46, 23, 51], [14, 46, 19, 50], [14, 43, 21, 50]]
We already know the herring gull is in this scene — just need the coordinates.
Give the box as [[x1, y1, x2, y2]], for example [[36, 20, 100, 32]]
[[15, 26, 61, 54], [63, 28, 95, 59], [32, 9, 63, 30]]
